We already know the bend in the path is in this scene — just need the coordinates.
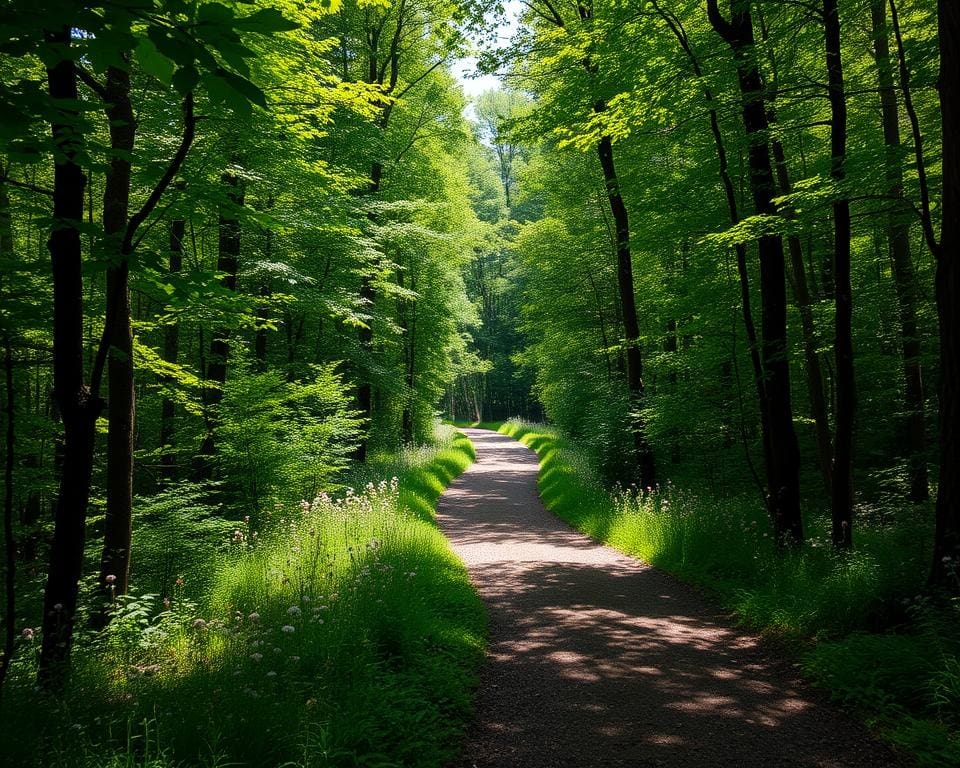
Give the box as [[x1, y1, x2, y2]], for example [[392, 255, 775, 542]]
[[437, 428, 901, 768]]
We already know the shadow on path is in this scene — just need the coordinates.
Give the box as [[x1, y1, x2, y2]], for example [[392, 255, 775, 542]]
[[437, 429, 901, 768]]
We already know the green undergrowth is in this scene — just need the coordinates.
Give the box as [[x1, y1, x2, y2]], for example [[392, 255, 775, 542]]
[[0, 427, 483, 768], [444, 419, 505, 432], [500, 419, 960, 765]]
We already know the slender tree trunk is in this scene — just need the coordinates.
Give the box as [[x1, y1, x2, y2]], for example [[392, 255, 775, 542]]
[[871, 0, 927, 502], [99, 64, 136, 606], [574, 0, 655, 486], [38, 26, 100, 688], [755, 6, 834, 496], [397, 258, 415, 444], [0, 333, 16, 698], [159, 219, 184, 482], [823, 0, 854, 549], [198, 171, 243, 467], [354, 159, 383, 462], [254, 211, 273, 372], [653, 3, 772, 491], [931, 0, 960, 586], [596, 132, 656, 487], [770, 139, 834, 495], [708, 0, 803, 546]]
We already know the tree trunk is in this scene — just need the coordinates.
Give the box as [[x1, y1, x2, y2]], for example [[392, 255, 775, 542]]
[[931, 0, 960, 586], [823, 0, 854, 549], [755, 0, 833, 496], [596, 132, 656, 487], [770, 139, 834, 496], [99, 64, 136, 607], [254, 218, 273, 372], [653, 4, 772, 492], [707, 0, 803, 546], [397, 259, 415, 444], [198, 171, 243, 467], [159, 219, 184, 482], [354, 159, 383, 462], [255, 284, 270, 371], [871, 0, 927, 502], [0, 333, 16, 698], [38, 26, 100, 688]]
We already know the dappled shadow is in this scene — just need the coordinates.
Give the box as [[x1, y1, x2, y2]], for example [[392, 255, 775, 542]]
[[438, 430, 602, 556], [438, 430, 901, 768]]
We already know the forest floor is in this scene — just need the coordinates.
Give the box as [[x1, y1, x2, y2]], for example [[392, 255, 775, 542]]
[[438, 429, 904, 768]]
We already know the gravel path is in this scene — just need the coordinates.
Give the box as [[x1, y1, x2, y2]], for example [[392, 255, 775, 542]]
[[437, 429, 903, 768]]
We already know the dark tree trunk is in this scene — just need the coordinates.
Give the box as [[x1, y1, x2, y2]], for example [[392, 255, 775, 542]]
[[38, 26, 101, 688], [254, 216, 273, 372], [199, 171, 243, 467], [653, 3, 771, 490], [770, 140, 834, 496], [871, 0, 928, 502], [755, 0, 833, 495], [596, 132, 656, 487], [707, 0, 803, 547], [99, 64, 136, 606], [159, 219, 184, 482], [397, 258, 415, 444], [931, 0, 960, 586], [0, 333, 16, 697], [823, 0, 854, 549]]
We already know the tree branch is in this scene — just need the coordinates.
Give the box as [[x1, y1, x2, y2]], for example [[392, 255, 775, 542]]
[[888, 0, 940, 258], [90, 92, 196, 400], [0, 175, 53, 197], [706, 0, 736, 43], [76, 65, 108, 100]]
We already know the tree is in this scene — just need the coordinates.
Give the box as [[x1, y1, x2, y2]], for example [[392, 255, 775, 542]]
[[822, 0, 854, 549], [931, 0, 960, 587], [706, 0, 802, 546]]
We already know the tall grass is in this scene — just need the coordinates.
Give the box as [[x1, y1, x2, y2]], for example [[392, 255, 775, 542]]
[[0, 428, 483, 768], [500, 419, 960, 764]]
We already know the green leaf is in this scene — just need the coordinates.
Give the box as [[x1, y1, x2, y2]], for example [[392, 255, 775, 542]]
[[200, 69, 264, 115], [172, 65, 200, 96], [216, 67, 266, 108], [234, 7, 299, 34], [135, 37, 175, 85], [197, 2, 234, 25]]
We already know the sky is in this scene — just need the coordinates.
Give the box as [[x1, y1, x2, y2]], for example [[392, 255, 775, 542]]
[[451, 0, 523, 98]]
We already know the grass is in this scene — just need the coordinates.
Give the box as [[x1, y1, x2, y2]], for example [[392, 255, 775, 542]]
[[443, 419, 505, 432], [500, 418, 960, 765], [0, 427, 484, 768]]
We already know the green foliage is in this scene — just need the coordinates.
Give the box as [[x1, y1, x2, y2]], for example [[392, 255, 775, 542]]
[[805, 602, 960, 767], [215, 361, 361, 520], [499, 419, 958, 761], [0, 430, 482, 768], [128, 481, 232, 599]]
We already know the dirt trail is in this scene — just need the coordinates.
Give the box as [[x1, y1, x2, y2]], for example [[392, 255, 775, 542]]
[[437, 429, 902, 768]]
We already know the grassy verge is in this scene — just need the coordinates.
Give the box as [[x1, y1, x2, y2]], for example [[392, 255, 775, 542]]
[[0, 427, 483, 768], [500, 419, 960, 765], [444, 419, 505, 432]]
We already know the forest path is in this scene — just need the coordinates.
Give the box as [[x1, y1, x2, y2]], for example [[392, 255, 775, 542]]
[[436, 429, 901, 768]]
